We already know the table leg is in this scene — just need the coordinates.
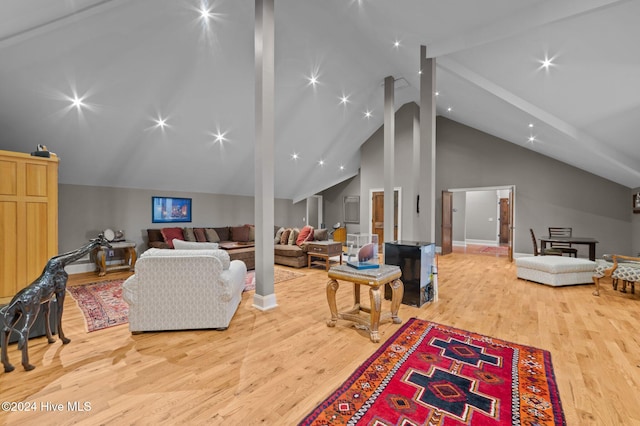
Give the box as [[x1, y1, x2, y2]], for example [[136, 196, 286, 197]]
[[307, 254, 311, 269], [129, 247, 137, 271], [389, 279, 403, 324], [326, 279, 339, 327], [353, 283, 361, 307], [368, 285, 382, 343], [589, 243, 596, 261], [98, 249, 106, 277], [592, 276, 601, 296], [325, 256, 329, 271]]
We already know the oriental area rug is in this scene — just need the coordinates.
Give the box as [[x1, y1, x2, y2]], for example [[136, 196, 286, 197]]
[[300, 318, 565, 426], [243, 268, 305, 292], [67, 279, 128, 332]]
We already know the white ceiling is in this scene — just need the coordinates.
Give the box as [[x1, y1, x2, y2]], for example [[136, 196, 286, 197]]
[[1, 0, 638, 203]]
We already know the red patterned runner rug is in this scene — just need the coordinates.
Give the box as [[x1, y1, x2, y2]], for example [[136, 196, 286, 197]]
[[300, 318, 565, 425], [66, 279, 128, 332]]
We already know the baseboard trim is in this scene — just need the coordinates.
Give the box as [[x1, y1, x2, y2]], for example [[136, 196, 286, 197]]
[[252, 293, 278, 311], [65, 262, 97, 275], [465, 239, 499, 247]]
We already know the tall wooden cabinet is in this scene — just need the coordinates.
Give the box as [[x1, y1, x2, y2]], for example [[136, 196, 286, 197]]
[[0, 150, 58, 299]]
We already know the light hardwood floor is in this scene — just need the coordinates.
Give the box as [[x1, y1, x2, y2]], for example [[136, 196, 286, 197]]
[[1, 253, 639, 425]]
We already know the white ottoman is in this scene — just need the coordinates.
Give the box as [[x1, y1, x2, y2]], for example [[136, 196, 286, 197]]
[[516, 256, 597, 287]]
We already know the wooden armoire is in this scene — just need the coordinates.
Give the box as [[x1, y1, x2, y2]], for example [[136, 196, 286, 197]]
[[0, 150, 58, 300]]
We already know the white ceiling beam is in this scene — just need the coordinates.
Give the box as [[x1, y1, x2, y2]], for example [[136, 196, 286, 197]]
[[0, 0, 128, 49], [427, 0, 630, 58], [438, 56, 640, 182]]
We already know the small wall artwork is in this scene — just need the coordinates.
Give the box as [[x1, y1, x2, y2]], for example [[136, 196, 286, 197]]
[[152, 197, 192, 223]]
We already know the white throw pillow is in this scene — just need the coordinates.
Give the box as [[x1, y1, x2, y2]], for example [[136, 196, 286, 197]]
[[173, 239, 219, 250]]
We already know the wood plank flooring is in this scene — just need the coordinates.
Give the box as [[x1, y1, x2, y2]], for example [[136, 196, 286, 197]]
[[1, 254, 639, 425]]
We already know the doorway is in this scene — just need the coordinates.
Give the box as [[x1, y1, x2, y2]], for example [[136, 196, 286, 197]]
[[369, 188, 401, 247], [306, 195, 323, 229], [441, 186, 515, 262]]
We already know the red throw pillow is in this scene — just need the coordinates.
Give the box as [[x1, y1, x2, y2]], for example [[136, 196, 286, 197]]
[[296, 225, 314, 245], [161, 227, 184, 249]]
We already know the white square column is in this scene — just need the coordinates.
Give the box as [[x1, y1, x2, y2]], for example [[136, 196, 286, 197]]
[[253, 0, 276, 311]]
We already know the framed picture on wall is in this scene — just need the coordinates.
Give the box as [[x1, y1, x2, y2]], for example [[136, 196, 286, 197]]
[[344, 196, 360, 223], [152, 196, 192, 223]]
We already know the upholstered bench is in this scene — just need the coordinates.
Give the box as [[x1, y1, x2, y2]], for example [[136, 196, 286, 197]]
[[516, 256, 596, 287]]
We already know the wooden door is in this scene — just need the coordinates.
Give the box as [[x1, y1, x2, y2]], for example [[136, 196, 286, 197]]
[[441, 190, 453, 255], [499, 198, 510, 244], [372, 192, 384, 246], [372, 191, 398, 247]]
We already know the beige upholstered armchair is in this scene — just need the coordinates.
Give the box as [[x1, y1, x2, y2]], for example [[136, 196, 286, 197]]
[[592, 254, 640, 296], [122, 248, 247, 332]]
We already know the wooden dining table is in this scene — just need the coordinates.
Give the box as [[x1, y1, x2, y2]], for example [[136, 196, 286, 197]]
[[540, 236, 599, 261]]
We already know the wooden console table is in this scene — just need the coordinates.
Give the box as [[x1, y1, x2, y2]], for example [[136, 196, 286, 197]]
[[326, 264, 403, 342], [94, 241, 137, 276]]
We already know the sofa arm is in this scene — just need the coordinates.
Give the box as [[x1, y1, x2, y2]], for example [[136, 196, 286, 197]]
[[122, 275, 137, 306], [218, 260, 247, 301]]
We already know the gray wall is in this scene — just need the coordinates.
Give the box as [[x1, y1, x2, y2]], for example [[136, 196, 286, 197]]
[[59, 184, 300, 257], [436, 116, 633, 257], [465, 190, 498, 242], [320, 174, 361, 235], [359, 103, 419, 240]]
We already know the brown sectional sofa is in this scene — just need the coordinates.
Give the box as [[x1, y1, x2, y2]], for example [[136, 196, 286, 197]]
[[146, 225, 330, 270]]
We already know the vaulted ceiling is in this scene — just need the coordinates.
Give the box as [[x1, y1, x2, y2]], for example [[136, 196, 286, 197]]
[[1, 0, 638, 203]]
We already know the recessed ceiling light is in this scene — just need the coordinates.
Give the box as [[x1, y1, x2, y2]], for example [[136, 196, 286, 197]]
[[318, 160, 325, 166], [393, 40, 400, 48], [528, 123, 534, 128], [200, 6, 212, 20], [154, 116, 168, 130], [340, 165, 344, 171], [291, 153, 299, 160], [538, 54, 557, 72], [447, 107, 452, 113], [211, 128, 228, 144], [418, 69, 422, 75], [306, 73, 319, 87], [339, 94, 350, 105], [363, 109, 373, 119], [528, 136, 536, 142], [435, 91, 439, 96], [70, 94, 86, 110]]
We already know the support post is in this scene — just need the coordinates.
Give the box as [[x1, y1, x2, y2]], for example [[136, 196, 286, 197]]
[[418, 46, 436, 242], [384, 76, 395, 246], [253, 0, 276, 311]]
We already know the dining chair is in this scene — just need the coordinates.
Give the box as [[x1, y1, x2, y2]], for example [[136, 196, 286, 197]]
[[548, 227, 578, 257], [530, 228, 562, 256]]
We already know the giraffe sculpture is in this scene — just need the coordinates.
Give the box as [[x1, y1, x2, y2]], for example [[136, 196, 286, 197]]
[[1, 234, 111, 372]]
